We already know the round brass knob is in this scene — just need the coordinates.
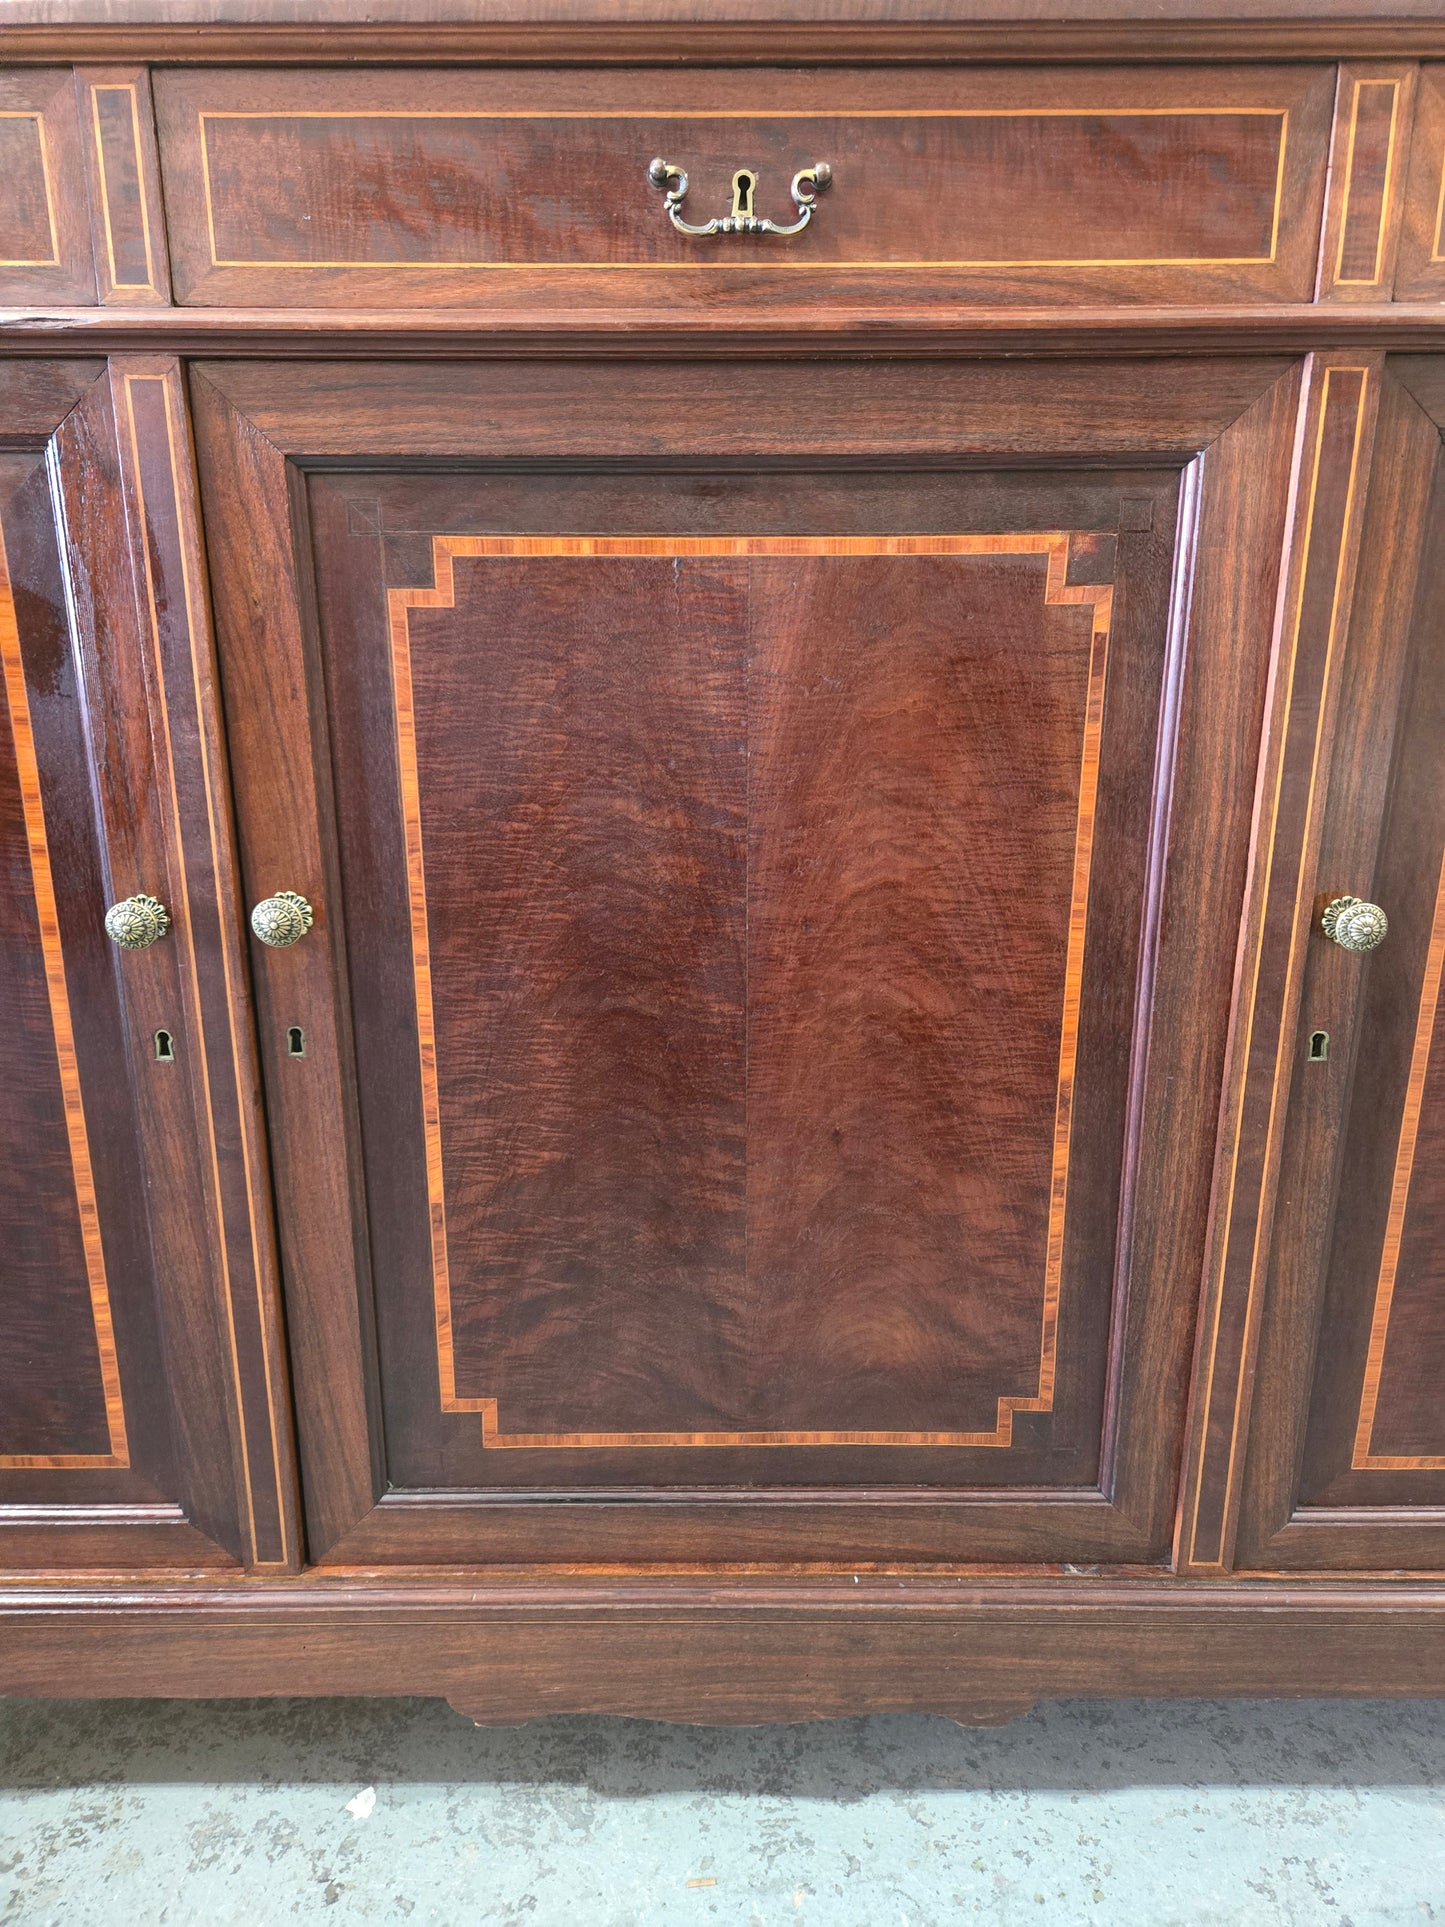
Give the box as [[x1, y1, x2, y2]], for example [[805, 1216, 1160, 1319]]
[[104, 893, 170, 950], [1321, 895, 1388, 953], [250, 891, 314, 949]]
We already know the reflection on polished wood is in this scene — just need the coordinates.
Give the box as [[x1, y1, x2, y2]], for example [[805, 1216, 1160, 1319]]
[[0, 519, 127, 1470]]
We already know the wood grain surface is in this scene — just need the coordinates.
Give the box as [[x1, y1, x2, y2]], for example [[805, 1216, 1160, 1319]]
[[151, 65, 1333, 310]]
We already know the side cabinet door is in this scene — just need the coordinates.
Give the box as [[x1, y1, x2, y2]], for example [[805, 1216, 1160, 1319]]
[[0, 360, 293, 1570], [194, 357, 1301, 1569], [1217, 357, 1445, 1573]]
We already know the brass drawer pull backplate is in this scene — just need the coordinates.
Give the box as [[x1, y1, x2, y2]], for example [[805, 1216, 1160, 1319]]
[[647, 158, 832, 237]]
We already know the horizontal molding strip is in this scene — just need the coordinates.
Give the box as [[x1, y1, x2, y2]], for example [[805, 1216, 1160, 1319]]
[[8, 22, 1445, 64], [6, 305, 1445, 358], [4, 1576, 1445, 1610]]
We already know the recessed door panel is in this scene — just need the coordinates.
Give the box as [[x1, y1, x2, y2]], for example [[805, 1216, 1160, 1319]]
[[316, 486, 1141, 1493]]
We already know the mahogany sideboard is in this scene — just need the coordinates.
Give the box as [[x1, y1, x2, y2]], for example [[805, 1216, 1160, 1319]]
[[3, 0, 1445, 1726]]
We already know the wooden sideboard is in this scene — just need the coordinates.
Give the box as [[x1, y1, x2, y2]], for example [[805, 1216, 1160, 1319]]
[[2, 2, 1445, 1725]]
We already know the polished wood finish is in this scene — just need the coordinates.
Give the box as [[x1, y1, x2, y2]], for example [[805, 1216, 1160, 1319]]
[[192, 357, 1299, 1570], [1, 10, 1445, 1717], [1396, 65, 1445, 302], [0, 67, 94, 307], [0, 358, 272, 1568], [1316, 63, 1417, 301], [76, 66, 171, 304], [152, 65, 1333, 313], [5, 1579, 1445, 1723], [1214, 357, 1445, 1573], [10, 3, 1445, 71], [8, 303, 1445, 361]]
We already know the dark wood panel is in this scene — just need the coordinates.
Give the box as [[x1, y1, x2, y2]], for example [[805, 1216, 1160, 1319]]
[[0, 453, 126, 1467], [313, 494, 1156, 1498], [0, 69, 96, 307], [0, 358, 267, 1570], [153, 66, 1332, 309], [76, 67, 173, 305], [1215, 357, 1445, 1574], [1176, 355, 1380, 1574], [1316, 62, 1416, 301], [195, 356, 1293, 461], [1395, 64, 1445, 300]]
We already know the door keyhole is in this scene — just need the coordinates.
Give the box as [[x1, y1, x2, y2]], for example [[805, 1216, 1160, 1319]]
[[154, 1028, 175, 1063], [1307, 1029, 1330, 1062], [287, 1025, 306, 1058]]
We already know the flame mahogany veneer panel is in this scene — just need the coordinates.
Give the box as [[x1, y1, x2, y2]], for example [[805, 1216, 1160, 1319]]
[[328, 527, 1122, 1473]]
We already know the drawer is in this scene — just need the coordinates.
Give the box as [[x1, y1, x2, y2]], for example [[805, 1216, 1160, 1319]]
[[153, 65, 1335, 309]]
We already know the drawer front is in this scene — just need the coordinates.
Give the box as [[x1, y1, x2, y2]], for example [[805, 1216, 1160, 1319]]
[[154, 65, 1334, 309]]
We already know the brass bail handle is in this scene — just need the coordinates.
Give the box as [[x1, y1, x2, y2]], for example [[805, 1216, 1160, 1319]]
[[647, 158, 832, 237]]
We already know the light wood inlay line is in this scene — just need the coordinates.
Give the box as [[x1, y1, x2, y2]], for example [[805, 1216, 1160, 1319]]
[[388, 532, 1111, 1451], [1332, 79, 1401, 287], [0, 111, 60, 268], [1432, 146, 1445, 264], [199, 108, 1289, 271], [1352, 842, 1445, 1471], [0, 520, 128, 1469], [91, 86, 157, 293]]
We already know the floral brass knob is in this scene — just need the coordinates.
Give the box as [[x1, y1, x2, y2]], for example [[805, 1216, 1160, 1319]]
[[250, 891, 314, 948], [104, 893, 171, 950], [1321, 895, 1388, 953]]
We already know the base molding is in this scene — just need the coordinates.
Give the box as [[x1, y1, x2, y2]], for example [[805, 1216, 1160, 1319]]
[[2, 1578, 1443, 1722]]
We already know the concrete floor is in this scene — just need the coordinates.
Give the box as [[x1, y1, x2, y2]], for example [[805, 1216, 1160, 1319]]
[[1, 1696, 1443, 1926]]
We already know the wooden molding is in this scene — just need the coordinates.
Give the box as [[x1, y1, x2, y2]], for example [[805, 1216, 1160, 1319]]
[[6, 306, 1445, 361], [9, 17, 1445, 66], [4, 1576, 1445, 1718]]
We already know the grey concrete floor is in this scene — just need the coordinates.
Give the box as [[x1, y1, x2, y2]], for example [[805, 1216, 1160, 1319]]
[[1, 1696, 1443, 1926]]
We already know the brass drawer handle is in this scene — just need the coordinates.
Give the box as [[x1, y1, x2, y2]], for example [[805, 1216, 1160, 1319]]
[[1321, 894, 1389, 952], [250, 891, 314, 948], [104, 893, 170, 950], [647, 158, 831, 237]]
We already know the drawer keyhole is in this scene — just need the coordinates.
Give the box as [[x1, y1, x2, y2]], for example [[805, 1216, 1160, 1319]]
[[1308, 1029, 1330, 1063]]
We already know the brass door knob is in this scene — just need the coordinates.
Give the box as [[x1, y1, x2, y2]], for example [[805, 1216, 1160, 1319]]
[[250, 891, 314, 948], [104, 893, 171, 950], [1321, 895, 1388, 952]]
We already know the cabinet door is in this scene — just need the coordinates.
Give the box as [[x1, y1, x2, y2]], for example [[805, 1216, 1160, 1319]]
[[0, 360, 293, 1570], [195, 358, 1301, 1568], [1210, 358, 1445, 1573]]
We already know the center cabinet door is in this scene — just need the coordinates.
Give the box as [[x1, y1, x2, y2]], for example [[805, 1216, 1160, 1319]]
[[194, 359, 1300, 1567]]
